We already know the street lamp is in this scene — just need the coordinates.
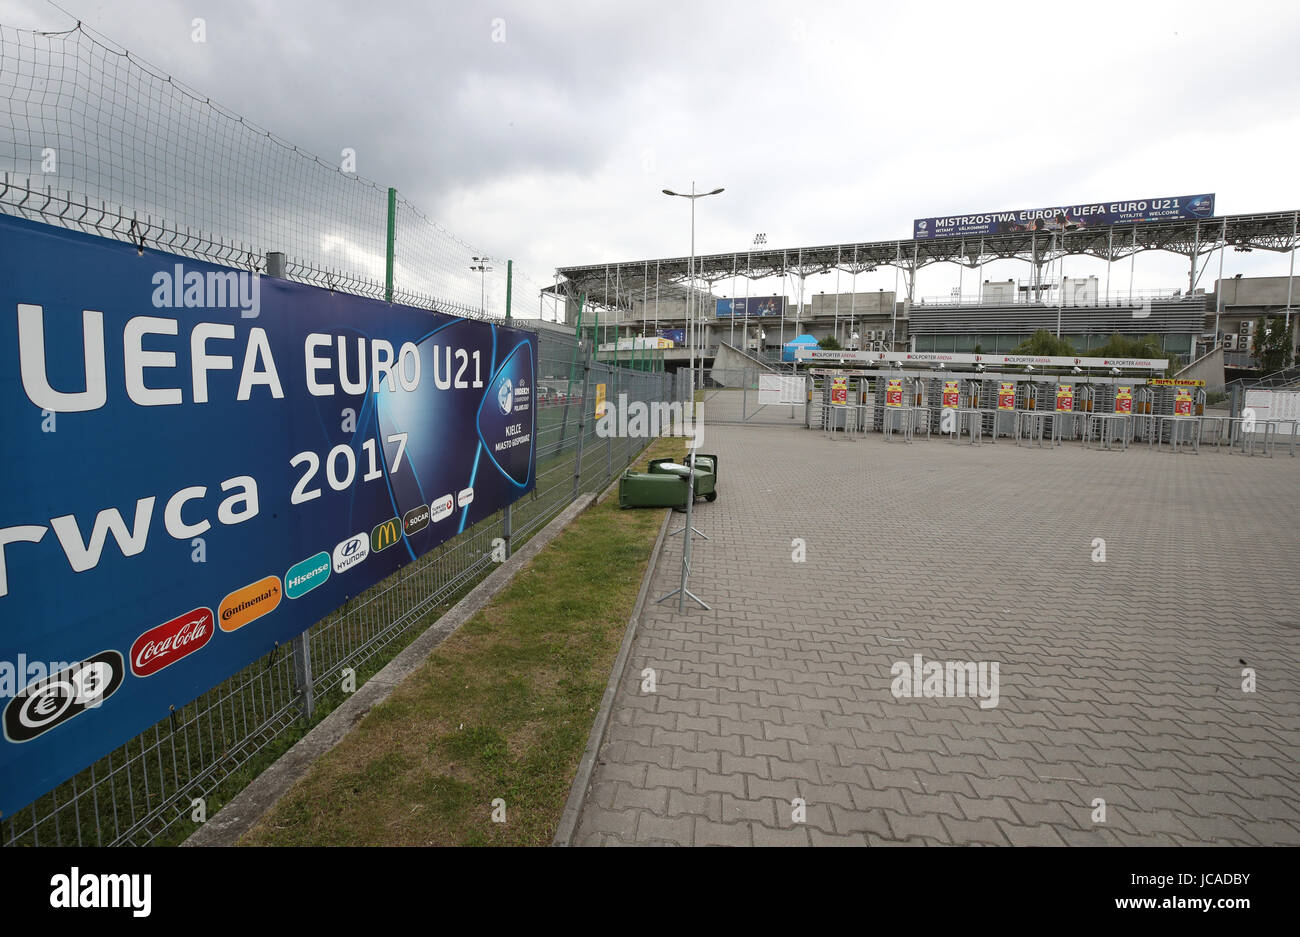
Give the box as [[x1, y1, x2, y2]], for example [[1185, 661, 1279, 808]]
[[663, 183, 724, 391], [470, 256, 494, 314]]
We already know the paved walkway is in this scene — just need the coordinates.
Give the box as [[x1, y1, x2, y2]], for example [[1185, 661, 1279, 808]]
[[574, 424, 1300, 845]]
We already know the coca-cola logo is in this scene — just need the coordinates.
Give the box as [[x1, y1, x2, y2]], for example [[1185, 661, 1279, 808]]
[[130, 607, 214, 677]]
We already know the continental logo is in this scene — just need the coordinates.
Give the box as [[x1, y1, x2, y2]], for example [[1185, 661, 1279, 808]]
[[403, 504, 430, 536], [219, 576, 282, 632], [371, 517, 401, 553], [285, 552, 330, 599]]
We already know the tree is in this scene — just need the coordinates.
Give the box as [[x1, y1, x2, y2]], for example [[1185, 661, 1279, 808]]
[[1088, 333, 1169, 361], [1012, 329, 1075, 357], [1254, 315, 1295, 374], [818, 335, 843, 350]]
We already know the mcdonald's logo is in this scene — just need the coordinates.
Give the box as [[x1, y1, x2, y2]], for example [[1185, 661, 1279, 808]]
[[371, 517, 401, 553]]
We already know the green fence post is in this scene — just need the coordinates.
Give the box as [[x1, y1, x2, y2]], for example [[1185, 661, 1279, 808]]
[[503, 258, 513, 558], [385, 187, 397, 302], [505, 259, 513, 320]]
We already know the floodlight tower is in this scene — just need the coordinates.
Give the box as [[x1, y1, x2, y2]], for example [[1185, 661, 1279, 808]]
[[470, 257, 494, 314]]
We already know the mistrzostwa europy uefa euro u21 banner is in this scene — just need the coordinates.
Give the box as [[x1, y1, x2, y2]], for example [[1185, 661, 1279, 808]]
[[0, 212, 537, 814]]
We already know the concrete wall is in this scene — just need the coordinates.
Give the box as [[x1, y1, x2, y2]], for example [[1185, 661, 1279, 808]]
[[1214, 275, 1300, 308], [712, 342, 776, 385], [1175, 343, 1226, 390], [809, 291, 895, 317]]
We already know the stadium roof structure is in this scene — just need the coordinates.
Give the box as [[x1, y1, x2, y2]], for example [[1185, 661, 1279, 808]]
[[553, 210, 1300, 310]]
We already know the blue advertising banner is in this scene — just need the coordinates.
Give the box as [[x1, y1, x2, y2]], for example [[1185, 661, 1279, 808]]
[[715, 296, 785, 318], [913, 194, 1215, 240], [656, 328, 685, 345], [0, 213, 537, 813]]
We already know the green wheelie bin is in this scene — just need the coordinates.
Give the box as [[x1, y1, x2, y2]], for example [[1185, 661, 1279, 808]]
[[618, 469, 691, 509], [647, 454, 718, 502]]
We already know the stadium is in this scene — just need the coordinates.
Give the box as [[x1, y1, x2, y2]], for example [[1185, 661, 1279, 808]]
[[0, 0, 1298, 906], [555, 200, 1299, 389]]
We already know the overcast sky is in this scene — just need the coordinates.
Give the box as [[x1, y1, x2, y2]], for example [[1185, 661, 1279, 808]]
[[5, 0, 1300, 313]]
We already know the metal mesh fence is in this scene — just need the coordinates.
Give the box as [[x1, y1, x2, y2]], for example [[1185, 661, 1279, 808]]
[[1, 329, 673, 848], [0, 20, 557, 319], [0, 20, 671, 845]]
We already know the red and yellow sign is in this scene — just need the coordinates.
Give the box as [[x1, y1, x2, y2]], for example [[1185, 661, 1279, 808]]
[[942, 380, 959, 409], [1149, 378, 1204, 387], [997, 382, 1016, 411], [885, 379, 903, 408], [1055, 384, 1074, 412], [1114, 386, 1133, 414], [1174, 387, 1193, 416], [831, 377, 848, 406]]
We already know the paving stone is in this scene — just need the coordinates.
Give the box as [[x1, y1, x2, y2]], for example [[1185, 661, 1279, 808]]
[[941, 815, 1010, 845], [721, 794, 779, 826], [998, 822, 1069, 846], [828, 806, 894, 838], [572, 425, 1300, 848], [751, 823, 813, 846], [635, 813, 695, 845], [613, 784, 669, 814], [694, 819, 754, 847]]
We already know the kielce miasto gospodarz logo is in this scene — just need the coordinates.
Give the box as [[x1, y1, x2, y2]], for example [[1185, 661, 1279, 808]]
[[3, 651, 125, 743]]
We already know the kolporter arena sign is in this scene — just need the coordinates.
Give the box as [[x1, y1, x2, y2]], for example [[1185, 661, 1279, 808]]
[[0, 213, 537, 813], [913, 194, 1215, 240]]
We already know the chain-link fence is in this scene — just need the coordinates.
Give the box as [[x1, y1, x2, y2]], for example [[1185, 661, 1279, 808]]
[[0, 19, 671, 845], [0, 20, 559, 318], [2, 329, 672, 847]]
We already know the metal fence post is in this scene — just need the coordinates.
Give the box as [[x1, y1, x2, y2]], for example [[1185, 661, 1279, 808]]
[[384, 187, 397, 303], [572, 347, 593, 498], [606, 363, 614, 484], [623, 365, 632, 467], [503, 259, 512, 557], [291, 630, 315, 721], [558, 293, 585, 454]]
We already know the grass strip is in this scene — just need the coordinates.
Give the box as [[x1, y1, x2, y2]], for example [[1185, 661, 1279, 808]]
[[241, 434, 686, 846]]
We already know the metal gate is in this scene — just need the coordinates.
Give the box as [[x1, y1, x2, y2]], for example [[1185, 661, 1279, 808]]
[[696, 366, 808, 425]]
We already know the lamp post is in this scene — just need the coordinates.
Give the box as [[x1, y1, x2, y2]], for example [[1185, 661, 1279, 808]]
[[470, 256, 493, 314], [663, 183, 724, 392], [750, 233, 765, 354]]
